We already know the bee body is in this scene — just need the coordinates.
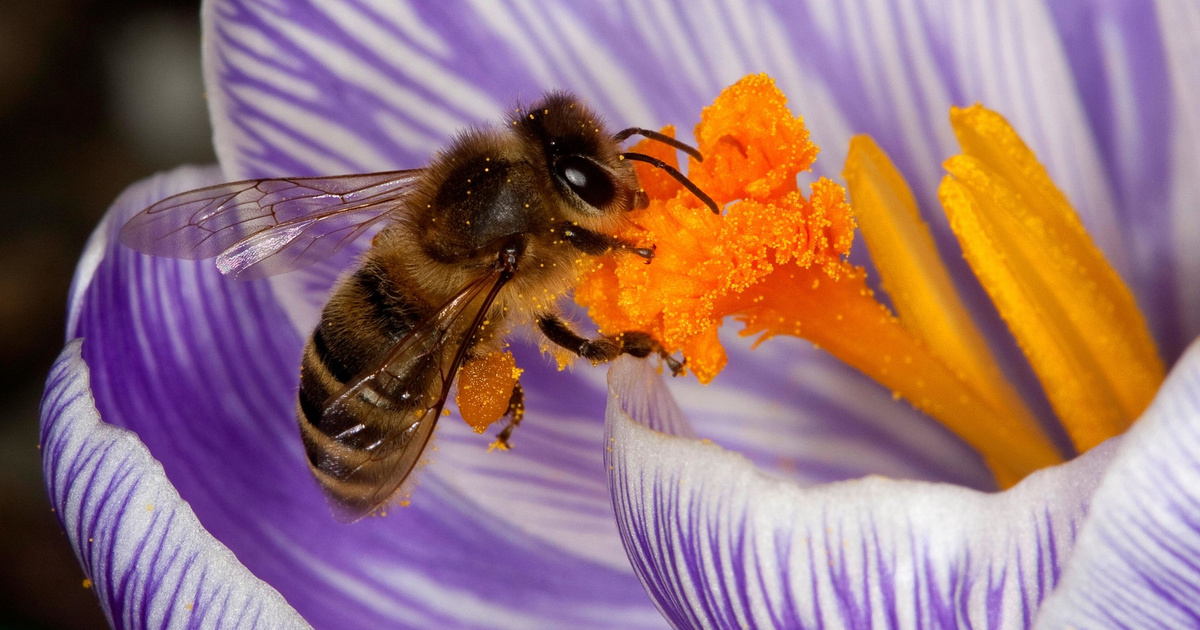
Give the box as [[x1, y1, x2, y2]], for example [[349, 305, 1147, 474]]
[[121, 92, 713, 520]]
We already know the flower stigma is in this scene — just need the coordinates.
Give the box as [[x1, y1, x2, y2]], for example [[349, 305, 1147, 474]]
[[577, 74, 1164, 486]]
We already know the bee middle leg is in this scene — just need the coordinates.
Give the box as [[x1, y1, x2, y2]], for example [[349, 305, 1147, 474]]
[[490, 382, 525, 451], [536, 314, 684, 375]]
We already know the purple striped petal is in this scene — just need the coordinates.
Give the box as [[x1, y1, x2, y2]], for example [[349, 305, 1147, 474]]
[[199, 0, 1150, 272], [40, 341, 308, 629], [1155, 2, 1200, 360], [1035, 338, 1200, 627], [606, 356, 1123, 629], [65, 167, 665, 628], [664, 337, 995, 489], [1046, 1, 1200, 360]]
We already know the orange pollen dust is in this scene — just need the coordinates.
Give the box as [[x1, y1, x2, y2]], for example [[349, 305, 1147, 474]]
[[576, 74, 857, 383], [455, 351, 521, 432]]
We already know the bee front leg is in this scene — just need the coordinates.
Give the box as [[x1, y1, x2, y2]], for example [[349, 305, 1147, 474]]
[[536, 314, 684, 375], [490, 382, 525, 451], [558, 224, 654, 261]]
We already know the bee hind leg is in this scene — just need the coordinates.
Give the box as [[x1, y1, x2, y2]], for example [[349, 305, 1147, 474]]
[[536, 314, 685, 376], [490, 382, 525, 451]]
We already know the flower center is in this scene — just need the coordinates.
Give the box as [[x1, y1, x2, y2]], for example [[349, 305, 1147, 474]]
[[576, 74, 1164, 486]]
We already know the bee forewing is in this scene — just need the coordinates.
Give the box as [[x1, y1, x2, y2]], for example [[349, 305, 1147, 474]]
[[119, 170, 423, 278]]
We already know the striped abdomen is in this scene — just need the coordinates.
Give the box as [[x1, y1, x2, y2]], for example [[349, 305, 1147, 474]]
[[296, 263, 431, 506]]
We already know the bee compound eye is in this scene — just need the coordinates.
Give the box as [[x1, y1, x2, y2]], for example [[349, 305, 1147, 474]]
[[555, 155, 616, 209]]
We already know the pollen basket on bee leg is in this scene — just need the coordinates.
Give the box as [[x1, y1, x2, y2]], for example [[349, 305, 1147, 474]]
[[455, 351, 521, 433]]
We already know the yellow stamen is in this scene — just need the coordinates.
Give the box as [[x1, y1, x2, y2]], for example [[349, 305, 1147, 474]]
[[844, 136, 1044, 446], [941, 105, 1165, 451]]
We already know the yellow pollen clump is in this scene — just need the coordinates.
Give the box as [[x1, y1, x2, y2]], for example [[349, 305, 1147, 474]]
[[455, 351, 521, 433]]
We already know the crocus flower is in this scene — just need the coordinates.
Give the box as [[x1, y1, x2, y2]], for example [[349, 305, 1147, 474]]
[[41, 1, 1200, 628]]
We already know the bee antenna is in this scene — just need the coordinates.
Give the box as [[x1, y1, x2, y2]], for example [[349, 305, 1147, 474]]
[[613, 127, 704, 162], [621, 152, 720, 215]]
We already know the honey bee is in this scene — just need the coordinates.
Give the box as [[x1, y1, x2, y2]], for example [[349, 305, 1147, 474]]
[[120, 92, 717, 521]]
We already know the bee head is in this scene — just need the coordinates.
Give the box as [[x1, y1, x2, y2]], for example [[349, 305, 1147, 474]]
[[512, 92, 640, 219]]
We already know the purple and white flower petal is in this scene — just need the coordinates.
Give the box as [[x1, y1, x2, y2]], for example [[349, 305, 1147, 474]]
[[665, 337, 997, 490], [45, 0, 1200, 627], [41, 341, 308, 629], [1047, 1, 1200, 358], [1035, 340, 1200, 627], [608, 344, 1200, 626]]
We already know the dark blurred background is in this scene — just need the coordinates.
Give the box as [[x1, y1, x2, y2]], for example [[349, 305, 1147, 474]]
[[0, 1, 211, 627]]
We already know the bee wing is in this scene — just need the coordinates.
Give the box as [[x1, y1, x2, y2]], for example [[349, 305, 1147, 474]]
[[119, 170, 423, 279], [308, 266, 513, 522]]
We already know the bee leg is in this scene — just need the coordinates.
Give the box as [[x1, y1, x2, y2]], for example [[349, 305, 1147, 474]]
[[537, 314, 685, 375], [559, 224, 653, 261], [491, 382, 525, 451], [620, 331, 687, 376], [658, 348, 687, 376], [559, 224, 622, 255]]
